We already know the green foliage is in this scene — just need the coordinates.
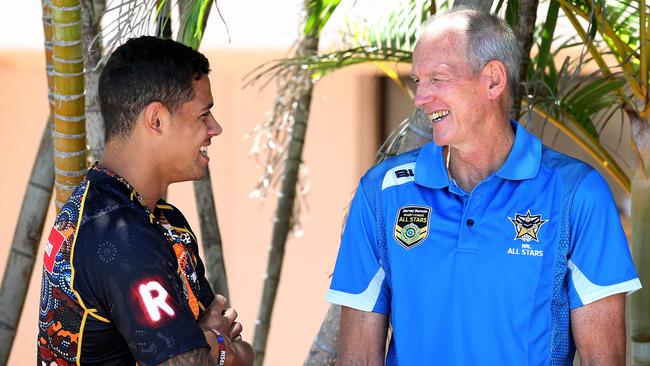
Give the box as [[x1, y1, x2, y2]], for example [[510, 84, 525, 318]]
[[504, 0, 518, 28], [536, 0, 560, 74], [305, 0, 342, 37], [360, 0, 435, 52], [177, 0, 213, 49]]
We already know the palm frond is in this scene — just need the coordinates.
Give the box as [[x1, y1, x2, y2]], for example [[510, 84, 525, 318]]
[[177, 0, 213, 49], [245, 46, 412, 89], [305, 0, 342, 37], [343, 0, 435, 52], [99, 0, 224, 66]]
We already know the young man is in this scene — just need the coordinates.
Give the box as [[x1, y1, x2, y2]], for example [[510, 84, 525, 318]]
[[37, 36, 253, 365], [328, 9, 641, 365]]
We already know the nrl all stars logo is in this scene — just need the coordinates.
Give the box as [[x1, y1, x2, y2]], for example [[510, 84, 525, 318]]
[[507, 210, 548, 257]]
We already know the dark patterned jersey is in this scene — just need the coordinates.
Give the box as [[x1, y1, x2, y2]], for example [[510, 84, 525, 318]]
[[37, 165, 215, 365]]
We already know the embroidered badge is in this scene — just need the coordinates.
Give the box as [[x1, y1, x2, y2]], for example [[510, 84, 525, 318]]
[[394, 205, 431, 249], [508, 210, 548, 242]]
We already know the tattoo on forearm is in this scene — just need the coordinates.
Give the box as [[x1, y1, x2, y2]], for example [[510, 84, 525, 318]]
[[158, 348, 213, 366]]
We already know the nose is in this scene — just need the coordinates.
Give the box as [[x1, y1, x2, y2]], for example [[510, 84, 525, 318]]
[[208, 115, 222, 137], [414, 85, 432, 109]]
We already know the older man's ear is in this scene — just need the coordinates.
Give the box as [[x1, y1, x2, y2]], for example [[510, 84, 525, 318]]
[[482, 60, 508, 100]]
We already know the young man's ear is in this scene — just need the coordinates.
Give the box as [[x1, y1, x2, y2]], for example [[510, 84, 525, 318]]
[[142, 101, 168, 135], [482, 60, 508, 100]]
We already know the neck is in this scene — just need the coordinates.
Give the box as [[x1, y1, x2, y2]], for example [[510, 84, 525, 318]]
[[99, 140, 167, 211], [447, 120, 515, 193]]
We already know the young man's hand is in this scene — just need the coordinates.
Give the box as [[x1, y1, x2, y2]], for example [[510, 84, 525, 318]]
[[199, 295, 254, 366]]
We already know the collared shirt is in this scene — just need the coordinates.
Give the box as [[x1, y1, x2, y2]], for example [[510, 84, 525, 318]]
[[328, 121, 641, 365], [38, 166, 214, 366]]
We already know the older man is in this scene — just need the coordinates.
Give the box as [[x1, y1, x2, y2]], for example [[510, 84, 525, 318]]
[[327, 9, 641, 365], [37, 37, 253, 366]]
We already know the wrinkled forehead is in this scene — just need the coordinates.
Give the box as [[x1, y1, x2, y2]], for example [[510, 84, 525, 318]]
[[412, 16, 471, 74], [415, 14, 470, 55]]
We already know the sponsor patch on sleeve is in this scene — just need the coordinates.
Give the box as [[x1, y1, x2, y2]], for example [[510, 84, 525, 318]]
[[44, 227, 65, 273]]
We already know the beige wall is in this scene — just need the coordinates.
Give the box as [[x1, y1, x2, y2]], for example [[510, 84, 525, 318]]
[[0, 50, 379, 365], [1, 48, 633, 365]]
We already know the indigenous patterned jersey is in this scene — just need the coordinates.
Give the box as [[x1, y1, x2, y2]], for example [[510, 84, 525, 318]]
[[328, 121, 641, 365], [38, 165, 215, 366]]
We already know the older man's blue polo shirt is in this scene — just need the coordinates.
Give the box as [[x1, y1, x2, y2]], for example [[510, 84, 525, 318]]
[[327, 121, 641, 365]]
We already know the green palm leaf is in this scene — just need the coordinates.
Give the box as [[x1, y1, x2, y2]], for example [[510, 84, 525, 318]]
[[305, 0, 342, 36], [177, 0, 213, 49]]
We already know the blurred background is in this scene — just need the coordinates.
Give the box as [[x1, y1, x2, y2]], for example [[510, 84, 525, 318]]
[[0, 0, 639, 365]]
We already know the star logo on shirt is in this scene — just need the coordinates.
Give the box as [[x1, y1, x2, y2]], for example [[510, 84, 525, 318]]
[[509, 210, 548, 242]]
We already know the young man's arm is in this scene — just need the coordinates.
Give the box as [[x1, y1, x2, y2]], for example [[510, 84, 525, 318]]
[[571, 293, 626, 366], [158, 348, 212, 366], [336, 306, 388, 366], [158, 336, 253, 366]]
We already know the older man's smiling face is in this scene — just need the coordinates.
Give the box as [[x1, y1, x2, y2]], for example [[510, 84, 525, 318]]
[[411, 18, 488, 150]]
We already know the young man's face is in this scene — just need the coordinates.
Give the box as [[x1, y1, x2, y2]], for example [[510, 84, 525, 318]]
[[164, 75, 221, 183]]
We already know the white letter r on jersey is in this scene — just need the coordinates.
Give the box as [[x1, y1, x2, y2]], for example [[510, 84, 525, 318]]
[[139, 281, 175, 321]]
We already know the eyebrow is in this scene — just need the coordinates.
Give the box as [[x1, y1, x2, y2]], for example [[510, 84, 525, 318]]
[[202, 102, 213, 112]]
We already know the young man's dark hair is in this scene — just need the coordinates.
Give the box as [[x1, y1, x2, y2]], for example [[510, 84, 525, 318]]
[[98, 36, 210, 141]]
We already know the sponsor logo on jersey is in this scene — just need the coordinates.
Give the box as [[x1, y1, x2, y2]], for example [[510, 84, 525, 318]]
[[508, 210, 548, 242], [394, 168, 414, 178], [394, 205, 431, 249], [44, 227, 65, 273]]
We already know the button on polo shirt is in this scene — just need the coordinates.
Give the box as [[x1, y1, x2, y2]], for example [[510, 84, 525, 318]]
[[327, 121, 641, 365]]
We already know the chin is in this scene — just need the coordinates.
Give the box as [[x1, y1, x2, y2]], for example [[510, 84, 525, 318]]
[[432, 134, 451, 147], [432, 126, 455, 147]]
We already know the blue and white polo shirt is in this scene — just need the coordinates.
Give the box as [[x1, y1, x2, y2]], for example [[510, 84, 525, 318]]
[[327, 121, 641, 365]]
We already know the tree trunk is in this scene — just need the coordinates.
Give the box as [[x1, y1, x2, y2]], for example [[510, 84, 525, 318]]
[[452, 0, 493, 12], [52, 0, 87, 211], [631, 167, 650, 365], [303, 109, 432, 365], [0, 122, 55, 364], [0, 2, 58, 362], [80, 0, 105, 162], [630, 113, 650, 365], [44, 0, 55, 116], [510, 0, 539, 119], [252, 4, 320, 364], [193, 168, 229, 298], [173, 0, 229, 299]]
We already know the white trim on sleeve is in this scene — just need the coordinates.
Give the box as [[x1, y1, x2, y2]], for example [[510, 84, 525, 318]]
[[382, 163, 416, 190], [568, 259, 642, 305], [326, 267, 385, 312]]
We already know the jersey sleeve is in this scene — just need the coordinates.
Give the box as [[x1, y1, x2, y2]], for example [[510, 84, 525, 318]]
[[567, 170, 642, 308], [73, 213, 209, 366], [327, 178, 391, 314]]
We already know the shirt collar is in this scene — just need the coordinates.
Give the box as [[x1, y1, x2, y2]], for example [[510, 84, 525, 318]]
[[414, 142, 449, 189], [414, 120, 541, 188], [87, 163, 167, 217], [495, 120, 541, 180]]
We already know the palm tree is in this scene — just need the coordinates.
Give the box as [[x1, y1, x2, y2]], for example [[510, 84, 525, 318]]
[[81, 0, 106, 161], [0, 1, 57, 362], [247, 1, 342, 363], [51, 0, 88, 211]]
